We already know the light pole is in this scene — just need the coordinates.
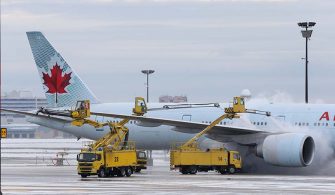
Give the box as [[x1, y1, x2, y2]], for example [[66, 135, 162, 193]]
[[141, 69, 155, 102], [298, 22, 316, 104]]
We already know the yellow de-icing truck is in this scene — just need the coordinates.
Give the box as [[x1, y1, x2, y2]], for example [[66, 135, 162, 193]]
[[170, 97, 246, 174], [171, 145, 242, 174], [135, 150, 148, 173], [76, 97, 147, 178], [36, 97, 148, 178], [77, 141, 138, 177]]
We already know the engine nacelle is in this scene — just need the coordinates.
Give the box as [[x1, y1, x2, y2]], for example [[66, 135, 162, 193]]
[[256, 133, 315, 167]]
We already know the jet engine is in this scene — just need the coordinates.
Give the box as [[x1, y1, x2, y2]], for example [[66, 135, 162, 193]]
[[256, 133, 315, 167]]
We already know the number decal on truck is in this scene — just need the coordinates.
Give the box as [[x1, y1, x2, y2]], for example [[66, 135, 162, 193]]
[[218, 156, 223, 161], [114, 157, 119, 162]]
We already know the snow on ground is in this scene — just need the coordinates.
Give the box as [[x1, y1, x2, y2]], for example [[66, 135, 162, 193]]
[[1, 139, 169, 166]]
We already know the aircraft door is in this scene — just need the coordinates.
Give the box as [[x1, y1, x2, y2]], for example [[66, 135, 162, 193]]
[[182, 114, 192, 121]]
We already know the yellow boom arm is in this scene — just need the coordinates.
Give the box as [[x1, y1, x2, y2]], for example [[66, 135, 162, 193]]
[[87, 97, 147, 150], [180, 97, 245, 150]]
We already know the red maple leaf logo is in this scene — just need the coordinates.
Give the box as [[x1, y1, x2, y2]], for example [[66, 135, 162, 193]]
[[42, 63, 72, 94]]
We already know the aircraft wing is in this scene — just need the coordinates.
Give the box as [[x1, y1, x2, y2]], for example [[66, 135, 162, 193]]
[[1, 109, 72, 123], [1, 108, 265, 136], [91, 111, 265, 135]]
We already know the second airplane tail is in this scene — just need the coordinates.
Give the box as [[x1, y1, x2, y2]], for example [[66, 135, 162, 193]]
[[26, 31, 100, 107]]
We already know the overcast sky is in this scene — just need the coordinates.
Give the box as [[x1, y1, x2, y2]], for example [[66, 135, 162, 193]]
[[1, 0, 335, 103]]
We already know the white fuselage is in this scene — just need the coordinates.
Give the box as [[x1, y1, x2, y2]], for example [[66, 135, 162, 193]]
[[27, 101, 335, 150]]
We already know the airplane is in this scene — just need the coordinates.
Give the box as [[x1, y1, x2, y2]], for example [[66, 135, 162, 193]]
[[2, 31, 335, 170]]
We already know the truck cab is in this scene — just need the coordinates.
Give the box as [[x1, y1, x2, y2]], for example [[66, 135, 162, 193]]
[[135, 150, 147, 172], [77, 150, 104, 178], [228, 151, 242, 173]]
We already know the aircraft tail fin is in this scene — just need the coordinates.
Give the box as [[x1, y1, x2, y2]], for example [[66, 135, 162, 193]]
[[26, 31, 100, 107]]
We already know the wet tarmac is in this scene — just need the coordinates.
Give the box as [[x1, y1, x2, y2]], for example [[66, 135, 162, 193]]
[[2, 164, 335, 194]]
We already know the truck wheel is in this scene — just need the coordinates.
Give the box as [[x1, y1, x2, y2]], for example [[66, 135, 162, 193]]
[[80, 174, 88, 178], [125, 167, 132, 177], [110, 169, 118, 177], [117, 167, 126, 177], [189, 166, 197, 174], [228, 167, 236, 174], [180, 167, 189, 174], [98, 168, 106, 178], [219, 168, 227, 174]]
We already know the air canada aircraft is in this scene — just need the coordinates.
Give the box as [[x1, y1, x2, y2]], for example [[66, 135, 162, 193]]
[[2, 31, 335, 168]]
